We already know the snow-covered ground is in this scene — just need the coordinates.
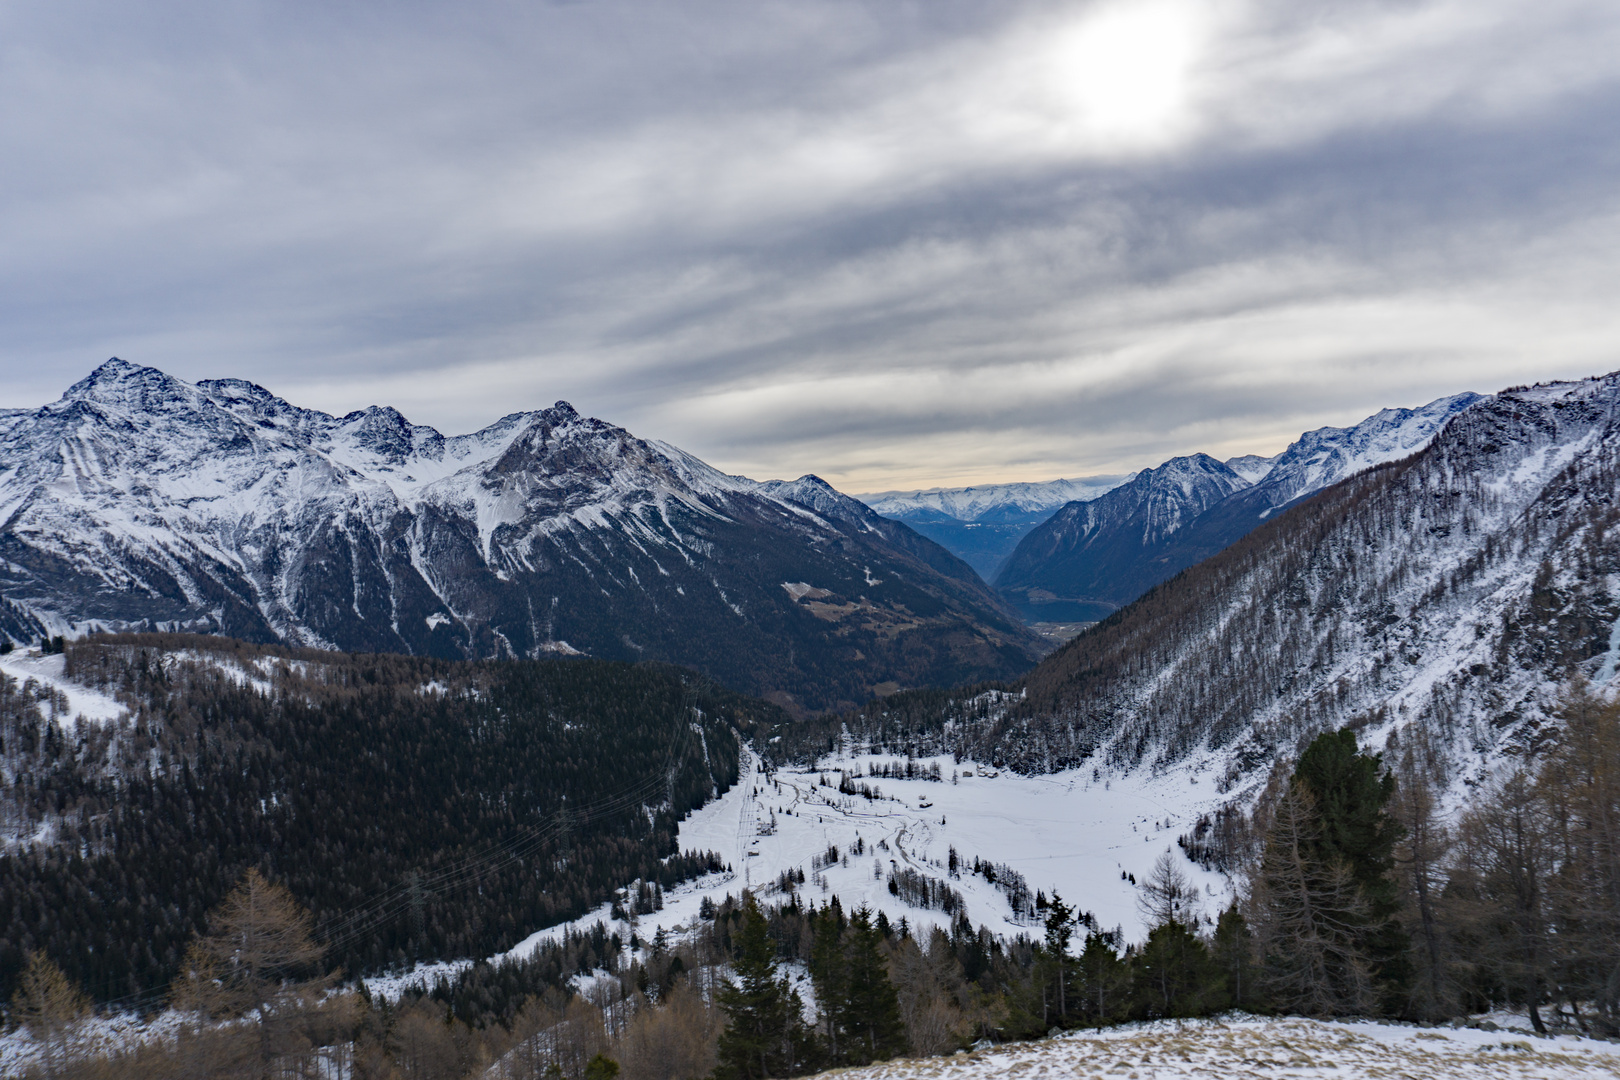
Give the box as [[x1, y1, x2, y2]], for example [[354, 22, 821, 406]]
[[368, 745, 1234, 999], [666, 748, 1232, 941], [822, 1015, 1620, 1080], [0, 649, 127, 724]]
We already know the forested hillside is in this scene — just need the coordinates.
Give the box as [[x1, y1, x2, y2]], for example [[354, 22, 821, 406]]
[[0, 635, 774, 1005], [779, 374, 1620, 796]]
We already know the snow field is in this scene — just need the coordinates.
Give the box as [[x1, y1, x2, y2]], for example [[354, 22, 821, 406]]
[[815, 1016, 1620, 1080], [366, 746, 1233, 999], [0, 650, 127, 724], [669, 749, 1234, 941]]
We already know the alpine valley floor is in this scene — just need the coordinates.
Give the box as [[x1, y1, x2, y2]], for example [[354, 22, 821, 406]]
[[366, 744, 1236, 1000]]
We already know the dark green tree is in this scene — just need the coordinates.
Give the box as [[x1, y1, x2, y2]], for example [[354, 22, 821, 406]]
[[837, 906, 906, 1065], [715, 898, 805, 1080], [807, 899, 848, 1062], [1074, 932, 1126, 1026], [1210, 904, 1257, 1011], [1293, 728, 1411, 1007], [1130, 920, 1220, 1019], [1042, 891, 1076, 1025]]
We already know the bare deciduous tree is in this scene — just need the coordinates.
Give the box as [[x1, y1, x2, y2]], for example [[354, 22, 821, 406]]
[[169, 869, 337, 1076], [10, 950, 88, 1078], [1452, 767, 1553, 1032], [1137, 850, 1197, 929], [1391, 729, 1457, 1019]]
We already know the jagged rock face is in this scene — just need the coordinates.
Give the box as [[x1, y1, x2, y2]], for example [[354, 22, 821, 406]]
[[958, 374, 1620, 784], [0, 360, 1042, 714], [995, 393, 1482, 611]]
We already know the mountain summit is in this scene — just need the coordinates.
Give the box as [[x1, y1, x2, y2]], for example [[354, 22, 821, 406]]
[[0, 360, 1042, 714], [995, 392, 1483, 615]]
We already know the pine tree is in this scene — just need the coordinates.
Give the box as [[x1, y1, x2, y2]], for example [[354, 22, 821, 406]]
[[715, 898, 804, 1080], [837, 906, 906, 1065], [1292, 728, 1410, 1006]]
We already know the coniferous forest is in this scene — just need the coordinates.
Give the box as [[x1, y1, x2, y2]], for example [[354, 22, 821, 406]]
[[2, 636, 1619, 1077], [0, 635, 760, 1008]]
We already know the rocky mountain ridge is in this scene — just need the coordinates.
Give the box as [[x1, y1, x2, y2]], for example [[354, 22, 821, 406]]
[[817, 373, 1619, 796], [0, 360, 1042, 714], [995, 392, 1482, 614]]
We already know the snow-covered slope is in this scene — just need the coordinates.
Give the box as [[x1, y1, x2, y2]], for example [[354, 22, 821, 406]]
[[0, 651, 126, 725], [0, 360, 1041, 713], [996, 392, 1482, 611], [363, 738, 1234, 1003], [841, 372, 1620, 799]]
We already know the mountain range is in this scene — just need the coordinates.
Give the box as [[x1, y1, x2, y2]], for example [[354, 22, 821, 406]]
[[815, 373, 1620, 795], [0, 360, 1042, 715], [994, 393, 1482, 619], [855, 476, 1133, 582]]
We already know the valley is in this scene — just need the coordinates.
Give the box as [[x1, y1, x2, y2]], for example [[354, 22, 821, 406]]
[[4, 368, 1620, 1077]]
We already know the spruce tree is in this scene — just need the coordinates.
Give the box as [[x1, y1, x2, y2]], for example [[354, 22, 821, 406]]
[[1130, 920, 1219, 1019], [715, 898, 804, 1080], [807, 899, 848, 1061], [837, 907, 906, 1065], [1043, 891, 1075, 1025], [1074, 932, 1126, 1026], [1211, 904, 1257, 1012], [1292, 728, 1411, 1008]]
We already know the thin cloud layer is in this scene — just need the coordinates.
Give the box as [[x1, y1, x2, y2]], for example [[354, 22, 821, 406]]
[[1, 0, 1616, 488]]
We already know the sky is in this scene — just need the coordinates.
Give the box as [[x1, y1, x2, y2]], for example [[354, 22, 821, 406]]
[[2, 0, 1618, 491]]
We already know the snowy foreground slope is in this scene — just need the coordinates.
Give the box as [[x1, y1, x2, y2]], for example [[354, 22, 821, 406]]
[[817, 1016, 1620, 1080]]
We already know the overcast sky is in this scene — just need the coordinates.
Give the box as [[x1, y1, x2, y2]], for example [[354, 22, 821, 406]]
[[3, 1, 1618, 490]]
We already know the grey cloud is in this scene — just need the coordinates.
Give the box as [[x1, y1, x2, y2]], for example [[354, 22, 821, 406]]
[[2, 1, 1618, 488]]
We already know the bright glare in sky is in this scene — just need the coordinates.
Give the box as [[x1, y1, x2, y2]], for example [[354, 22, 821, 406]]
[[1045, 1, 1202, 148]]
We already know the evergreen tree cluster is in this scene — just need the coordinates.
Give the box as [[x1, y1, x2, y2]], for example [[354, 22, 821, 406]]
[[0, 634, 770, 1008]]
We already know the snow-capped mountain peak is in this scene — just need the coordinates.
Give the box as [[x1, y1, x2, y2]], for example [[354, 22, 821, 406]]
[[995, 391, 1485, 611], [0, 362, 1041, 713], [858, 475, 1135, 521]]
